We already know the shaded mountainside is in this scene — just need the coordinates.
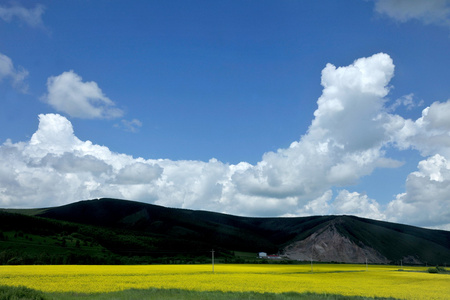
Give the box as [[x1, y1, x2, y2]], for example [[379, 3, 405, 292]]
[[2, 198, 450, 265]]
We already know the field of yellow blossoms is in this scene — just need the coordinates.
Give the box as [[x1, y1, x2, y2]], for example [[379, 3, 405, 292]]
[[1, 264, 449, 299]]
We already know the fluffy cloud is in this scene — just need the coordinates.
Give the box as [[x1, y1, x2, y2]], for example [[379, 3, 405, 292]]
[[42, 70, 124, 119], [232, 53, 400, 208], [0, 3, 45, 28], [333, 190, 386, 220], [374, 0, 450, 27], [390, 99, 450, 157], [383, 99, 450, 229], [3, 54, 397, 212], [0, 52, 28, 92], [387, 154, 450, 228], [0, 114, 152, 207], [113, 163, 162, 185], [2, 53, 450, 229]]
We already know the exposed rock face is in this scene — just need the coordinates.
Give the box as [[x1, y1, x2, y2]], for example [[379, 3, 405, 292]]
[[282, 223, 389, 264]]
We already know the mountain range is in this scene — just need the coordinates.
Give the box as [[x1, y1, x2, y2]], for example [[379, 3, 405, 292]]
[[1, 198, 450, 265]]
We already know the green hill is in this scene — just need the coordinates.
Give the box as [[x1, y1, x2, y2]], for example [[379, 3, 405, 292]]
[[1, 198, 449, 265]]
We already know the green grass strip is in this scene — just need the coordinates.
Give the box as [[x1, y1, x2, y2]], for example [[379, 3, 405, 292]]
[[0, 285, 47, 300], [0, 286, 399, 300]]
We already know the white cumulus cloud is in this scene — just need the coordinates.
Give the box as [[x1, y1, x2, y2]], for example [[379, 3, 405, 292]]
[[389, 99, 450, 157], [42, 70, 124, 119], [387, 154, 450, 228], [232, 53, 400, 212], [333, 190, 386, 220], [1, 53, 450, 229]]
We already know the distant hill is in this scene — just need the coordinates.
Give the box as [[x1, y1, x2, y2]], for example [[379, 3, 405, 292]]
[[1, 198, 450, 265]]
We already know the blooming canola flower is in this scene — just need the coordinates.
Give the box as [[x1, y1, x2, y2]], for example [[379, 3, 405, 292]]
[[0, 264, 448, 299]]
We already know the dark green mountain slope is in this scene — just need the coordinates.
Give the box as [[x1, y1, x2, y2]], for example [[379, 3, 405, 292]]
[[2, 198, 450, 265], [0, 211, 121, 264], [333, 216, 450, 264]]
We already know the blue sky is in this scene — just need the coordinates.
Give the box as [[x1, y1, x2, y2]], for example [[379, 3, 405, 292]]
[[1, 0, 450, 229]]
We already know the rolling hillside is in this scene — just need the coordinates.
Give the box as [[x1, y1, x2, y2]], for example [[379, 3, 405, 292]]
[[1, 198, 450, 265]]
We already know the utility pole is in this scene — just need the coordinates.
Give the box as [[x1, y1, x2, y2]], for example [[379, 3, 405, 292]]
[[211, 249, 215, 273], [366, 258, 368, 271]]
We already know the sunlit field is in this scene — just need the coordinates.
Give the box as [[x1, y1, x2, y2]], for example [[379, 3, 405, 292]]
[[1, 264, 448, 299]]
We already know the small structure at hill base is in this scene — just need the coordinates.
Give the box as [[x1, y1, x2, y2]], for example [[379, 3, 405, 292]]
[[258, 252, 267, 258]]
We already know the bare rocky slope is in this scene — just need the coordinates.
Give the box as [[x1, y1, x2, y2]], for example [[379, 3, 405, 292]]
[[282, 222, 388, 263]]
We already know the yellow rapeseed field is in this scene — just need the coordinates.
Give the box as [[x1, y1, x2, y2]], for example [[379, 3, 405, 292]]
[[0, 264, 449, 299]]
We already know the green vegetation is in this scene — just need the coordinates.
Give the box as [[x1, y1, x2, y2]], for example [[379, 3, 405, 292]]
[[0, 285, 46, 300], [0, 286, 399, 300], [0, 212, 122, 264], [0, 210, 233, 265], [427, 266, 449, 274]]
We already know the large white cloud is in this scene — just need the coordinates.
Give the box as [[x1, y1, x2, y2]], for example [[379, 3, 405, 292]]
[[42, 70, 124, 119], [0, 52, 28, 92], [389, 99, 450, 157], [383, 99, 450, 229], [387, 154, 450, 228], [1, 53, 450, 229], [231, 53, 400, 209]]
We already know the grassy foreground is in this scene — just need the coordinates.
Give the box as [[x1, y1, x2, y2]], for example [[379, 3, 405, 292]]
[[0, 285, 398, 300], [0, 264, 448, 299]]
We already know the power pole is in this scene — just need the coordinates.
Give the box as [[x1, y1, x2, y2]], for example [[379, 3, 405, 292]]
[[211, 249, 215, 273], [366, 258, 368, 271]]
